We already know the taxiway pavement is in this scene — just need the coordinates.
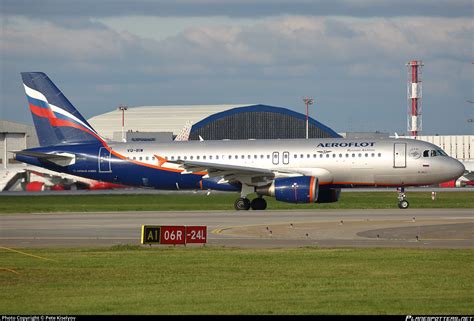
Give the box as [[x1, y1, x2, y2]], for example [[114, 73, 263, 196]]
[[0, 209, 472, 248]]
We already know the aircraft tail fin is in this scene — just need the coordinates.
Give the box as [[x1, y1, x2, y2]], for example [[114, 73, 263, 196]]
[[21, 72, 103, 147]]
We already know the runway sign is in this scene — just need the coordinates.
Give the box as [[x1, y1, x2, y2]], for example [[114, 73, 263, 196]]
[[185, 226, 207, 244], [160, 225, 186, 245], [141, 225, 207, 245], [141, 225, 161, 244]]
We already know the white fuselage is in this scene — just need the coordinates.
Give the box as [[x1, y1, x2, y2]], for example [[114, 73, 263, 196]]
[[109, 138, 465, 187]]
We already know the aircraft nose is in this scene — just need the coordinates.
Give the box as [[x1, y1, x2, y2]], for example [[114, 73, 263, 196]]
[[449, 158, 465, 180]]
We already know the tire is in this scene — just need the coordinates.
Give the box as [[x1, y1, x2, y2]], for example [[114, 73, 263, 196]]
[[234, 198, 251, 211], [398, 200, 409, 209], [251, 198, 267, 210]]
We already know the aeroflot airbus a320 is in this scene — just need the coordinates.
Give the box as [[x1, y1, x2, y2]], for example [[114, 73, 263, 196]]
[[15, 72, 465, 210]]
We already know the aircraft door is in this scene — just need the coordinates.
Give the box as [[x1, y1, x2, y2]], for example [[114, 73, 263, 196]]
[[99, 147, 112, 172], [393, 143, 406, 168], [283, 151, 289, 165], [272, 152, 279, 165]]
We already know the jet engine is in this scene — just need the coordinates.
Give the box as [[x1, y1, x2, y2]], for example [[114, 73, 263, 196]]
[[256, 176, 318, 203]]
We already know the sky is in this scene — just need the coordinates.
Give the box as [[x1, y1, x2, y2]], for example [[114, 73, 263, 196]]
[[1, 0, 473, 135]]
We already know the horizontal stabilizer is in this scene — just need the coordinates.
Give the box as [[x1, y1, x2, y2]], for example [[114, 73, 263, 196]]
[[13, 150, 76, 167]]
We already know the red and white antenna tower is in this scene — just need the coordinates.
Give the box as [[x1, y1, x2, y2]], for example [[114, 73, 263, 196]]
[[407, 60, 423, 137]]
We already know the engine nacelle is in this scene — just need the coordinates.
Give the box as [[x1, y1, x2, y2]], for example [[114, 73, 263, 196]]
[[256, 176, 319, 203], [316, 188, 341, 203]]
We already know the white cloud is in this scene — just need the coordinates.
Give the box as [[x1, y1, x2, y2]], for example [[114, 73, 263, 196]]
[[1, 14, 472, 134]]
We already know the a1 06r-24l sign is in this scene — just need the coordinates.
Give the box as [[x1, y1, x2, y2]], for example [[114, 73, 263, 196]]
[[141, 225, 207, 245]]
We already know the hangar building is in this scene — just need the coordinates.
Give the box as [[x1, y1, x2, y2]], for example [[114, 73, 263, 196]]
[[88, 104, 341, 141]]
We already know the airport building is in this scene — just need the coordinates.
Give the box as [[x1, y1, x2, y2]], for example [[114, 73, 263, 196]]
[[0, 120, 38, 169], [88, 104, 341, 141]]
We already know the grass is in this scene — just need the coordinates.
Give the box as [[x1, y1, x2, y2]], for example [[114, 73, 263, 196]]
[[0, 191, 473, 213], [0, 246, 472, 315]]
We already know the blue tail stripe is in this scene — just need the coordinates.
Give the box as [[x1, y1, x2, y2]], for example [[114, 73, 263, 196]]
[[26, 95, 49, 109], [21, 72, 101, 147], [21, 72, 94, 129]]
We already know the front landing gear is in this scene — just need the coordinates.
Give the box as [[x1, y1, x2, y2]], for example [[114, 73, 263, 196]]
[[397, 187, 410, 209]]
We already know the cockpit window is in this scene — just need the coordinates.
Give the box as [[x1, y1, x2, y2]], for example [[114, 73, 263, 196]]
[[423, 149, 448, 157]]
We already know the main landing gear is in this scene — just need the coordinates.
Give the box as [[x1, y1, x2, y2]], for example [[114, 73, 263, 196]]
[[234, 197, 267, 211], [397, 187, 410, 209]]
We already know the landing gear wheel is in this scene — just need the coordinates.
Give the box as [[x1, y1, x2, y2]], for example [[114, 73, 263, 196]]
[[234, 198, 251, 211], [397, 187, 409, 209], [251, 197, 267, 210], [398, 200, 409, 209]]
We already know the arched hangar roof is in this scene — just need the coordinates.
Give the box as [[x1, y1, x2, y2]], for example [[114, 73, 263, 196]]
[[88, 104, 340, 140], [189, 104, 341, 140]]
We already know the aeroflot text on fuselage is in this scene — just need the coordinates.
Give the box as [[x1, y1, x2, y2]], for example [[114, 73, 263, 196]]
[[316, 142, 376, 148]]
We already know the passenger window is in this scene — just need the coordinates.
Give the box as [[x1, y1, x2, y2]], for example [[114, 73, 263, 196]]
[[378, 153, 381, 157], [332, 154, 336, 158], [294, 154, 297, 159], [326, 154, 330, 158], [313, 154, 317, 158], [267, 155, 270, 159], [139, 156, 142, 161], [216, 156, 219, 160], [339, 154, 342, 158]]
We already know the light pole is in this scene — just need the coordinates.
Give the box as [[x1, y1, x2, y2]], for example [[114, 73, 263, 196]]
[[118, 105, 128, 142], [303, 98, 314, 139]]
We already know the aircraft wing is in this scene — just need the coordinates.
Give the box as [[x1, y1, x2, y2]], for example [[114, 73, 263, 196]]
[[13, 150, 76, 167], [162, 157, 301, 185]]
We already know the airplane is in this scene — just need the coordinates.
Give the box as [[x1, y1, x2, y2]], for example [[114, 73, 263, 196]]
[[14, 72, 465, 210]]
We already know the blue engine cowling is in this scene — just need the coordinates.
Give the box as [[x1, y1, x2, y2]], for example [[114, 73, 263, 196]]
[[256, 176, 319, 203]]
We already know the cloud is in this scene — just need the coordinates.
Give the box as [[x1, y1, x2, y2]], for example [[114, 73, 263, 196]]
[[2, 0, 472, 19], [1, 12, 472, 134]]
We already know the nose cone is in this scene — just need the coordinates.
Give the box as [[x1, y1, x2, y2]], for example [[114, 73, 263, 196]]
[[448, 158, 465, 180]]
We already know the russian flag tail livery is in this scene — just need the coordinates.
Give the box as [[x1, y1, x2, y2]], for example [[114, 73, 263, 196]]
[[21, 72, 103, 147]]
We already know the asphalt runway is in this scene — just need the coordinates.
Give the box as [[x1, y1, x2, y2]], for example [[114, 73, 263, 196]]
[[0, 209, 472, 249]]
